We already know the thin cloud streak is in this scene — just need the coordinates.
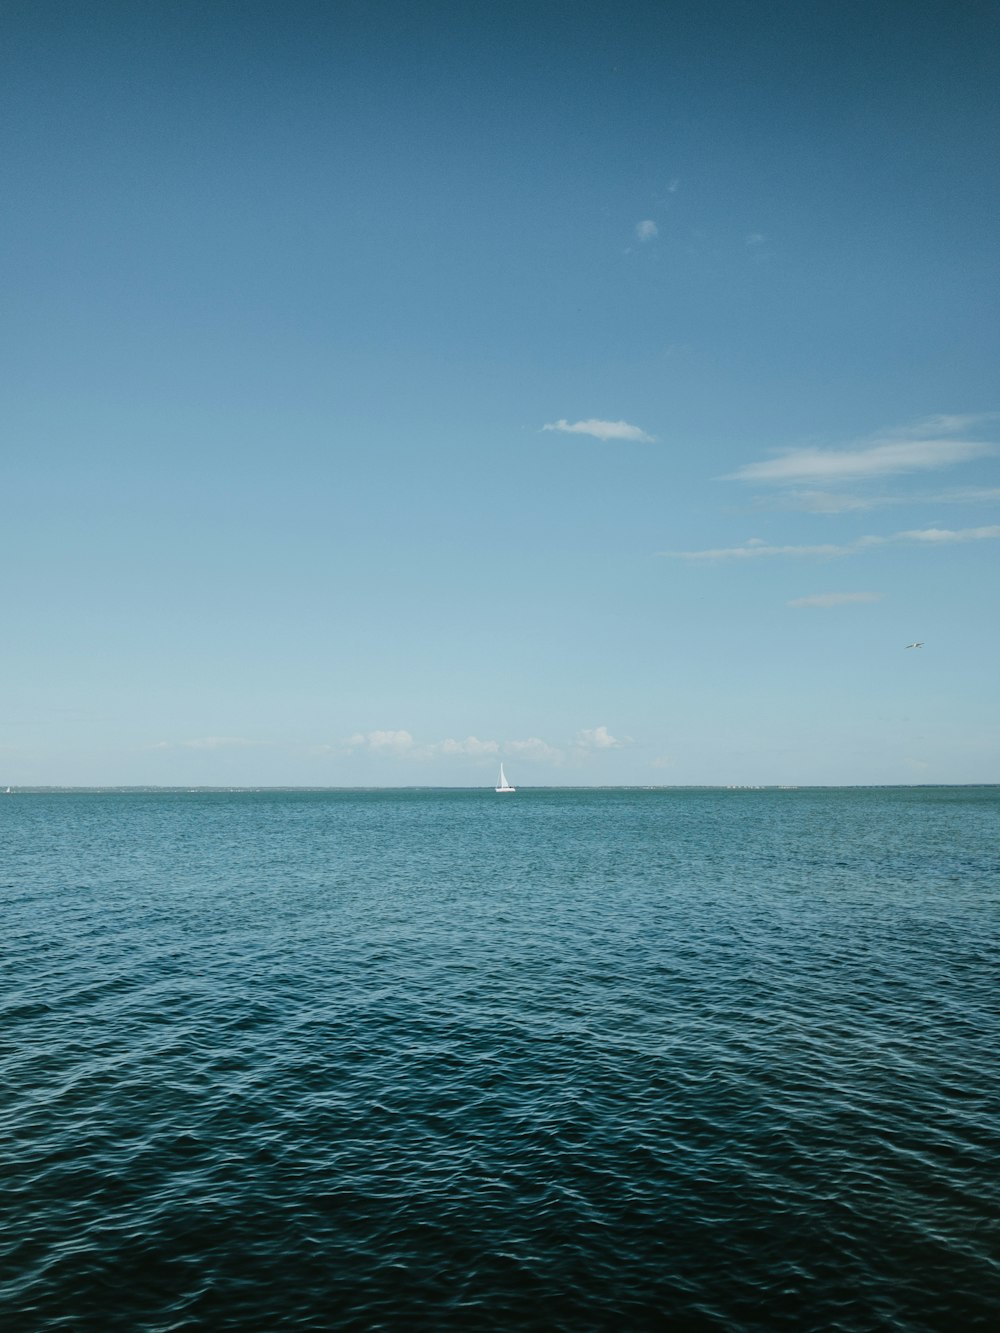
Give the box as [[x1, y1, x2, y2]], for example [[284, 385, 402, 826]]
[[897, 524, 1000, 543], [147, 736, 256, 752], [663, 525, 1000, 560], [185, 737, 254, 750], [543, 418, 655, 443], [787, 592, 883, 608], [758, 485, 1000, 514], [896, 413, 997, 437], [727, 416, 996, 485], [339, 731, 567, 764], [729, 438, 992, 484]]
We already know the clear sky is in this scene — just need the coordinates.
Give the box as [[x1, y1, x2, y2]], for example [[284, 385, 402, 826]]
[[2, 0, 998, 786]]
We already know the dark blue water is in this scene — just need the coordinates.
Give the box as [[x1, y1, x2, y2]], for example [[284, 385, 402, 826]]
[[2, 788, 998, 1331]]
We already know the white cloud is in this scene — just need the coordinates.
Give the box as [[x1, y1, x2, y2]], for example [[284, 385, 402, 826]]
[[730, 438, 991, 485], [895, 524, 1000, 543], [762, 489, 907, 514], [430, 736, 499, 757], [772, 490, 888, 514], [575, 725, 626, 750], [506, 736, 563, 764], [899, 413, 994, 437], [728, 416, 996, 486], [664, 524, 1000, 560], [938, 486, 1000, 504], [181, 737, 253, 750], [787, 592, 883, 608], [149, 736, 255, 751], [344, 729, 414, 753], [339, 731, 576, 764], [667, 540, 855, 560], [746, 232, 765, 247], [636, 219, 658, 241], [543, 418, 655, 443], [759, 484, 1000, 514]]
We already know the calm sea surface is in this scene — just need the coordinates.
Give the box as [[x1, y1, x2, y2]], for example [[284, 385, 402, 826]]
[[2, 788, 998, 1331]]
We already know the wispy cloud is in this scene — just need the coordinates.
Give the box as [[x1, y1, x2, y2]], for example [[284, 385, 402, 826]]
[[148, 736, 256, 753], [787, 592, 883, 608], [182, 736, 254, 750], [664, 525, 1000, 561], [745, 232, 765, 247], [768, 490, 891, 514], [667, 539, 856, 560], [543, 418, 655, 443], [896, 524, 1000, 543], [329, 728, 634, 769], [757, 484, 1000, 514], [339, 731, 569, 764], [730, 438, 991, 484], [148, 736, 255, 751], [636, 219, 658, 241], [574, 725, 627, 750], [937, 486, 1000, 504], [506, 736, 563, 764], [901, 413, 993, 437], [344, 729, 414, 753], [429, 736, 499, 757], [727, 415, 996, 486]]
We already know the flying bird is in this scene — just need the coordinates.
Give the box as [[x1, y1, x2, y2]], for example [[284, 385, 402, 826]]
[[904, 642, 924, 649]]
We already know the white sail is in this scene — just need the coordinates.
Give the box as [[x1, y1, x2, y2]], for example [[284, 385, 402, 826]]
[[495, 764, 515, 793]]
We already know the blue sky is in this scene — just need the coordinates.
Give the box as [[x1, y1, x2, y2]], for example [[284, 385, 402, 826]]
[[2, 0, 998, 786]]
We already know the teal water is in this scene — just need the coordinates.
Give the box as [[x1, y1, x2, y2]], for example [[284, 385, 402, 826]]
[[2, 787, 998, 1330]]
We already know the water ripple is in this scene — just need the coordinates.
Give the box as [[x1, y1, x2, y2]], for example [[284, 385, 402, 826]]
[[1, 788, 998, 1330]]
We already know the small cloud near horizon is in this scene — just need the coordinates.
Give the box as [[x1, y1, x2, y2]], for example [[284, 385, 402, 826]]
[[344, 730, 414, 753], [543, 418, 655, 443], [575, 725, 628, 750], [150, 736, 254, 751], [430, 736, 499, 757], [787, 592, 883, 608], [329, 729, 634, 768], [339, 731, 567, 764], [506, 737, 563, 764]]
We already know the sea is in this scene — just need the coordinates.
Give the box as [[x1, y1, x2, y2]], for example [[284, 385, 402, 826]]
[[2, 787, 998, 1331]]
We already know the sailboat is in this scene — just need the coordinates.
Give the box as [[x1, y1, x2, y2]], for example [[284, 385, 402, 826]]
[[495, 763, 515, 793]]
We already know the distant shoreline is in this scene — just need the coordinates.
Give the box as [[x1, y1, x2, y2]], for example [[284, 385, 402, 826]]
[[4, 784, 998, 794]]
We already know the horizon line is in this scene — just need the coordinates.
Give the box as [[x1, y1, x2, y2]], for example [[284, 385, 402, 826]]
[[4, 784, 998, 793]]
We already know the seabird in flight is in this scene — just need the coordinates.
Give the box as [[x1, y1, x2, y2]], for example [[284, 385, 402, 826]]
[[904, 642, 924, 649]]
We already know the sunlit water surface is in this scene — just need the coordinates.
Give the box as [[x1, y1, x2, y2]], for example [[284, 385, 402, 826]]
[[2, 788, 998, 1330]]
